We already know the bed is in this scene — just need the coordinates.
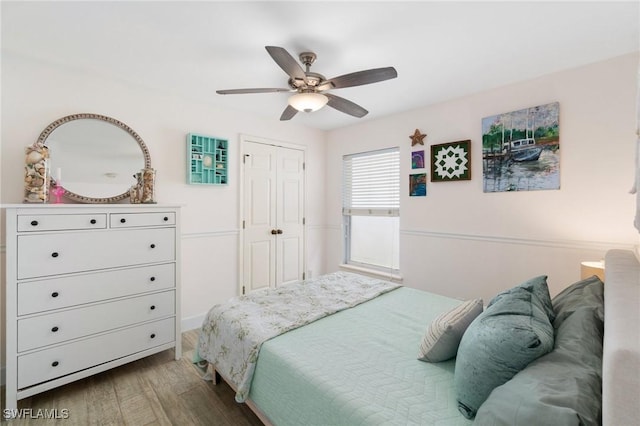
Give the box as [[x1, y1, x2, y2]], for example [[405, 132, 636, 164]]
[[196, 249, 640, 425]]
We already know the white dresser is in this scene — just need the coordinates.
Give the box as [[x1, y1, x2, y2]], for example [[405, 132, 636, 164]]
[[3, 204, 181, 413]]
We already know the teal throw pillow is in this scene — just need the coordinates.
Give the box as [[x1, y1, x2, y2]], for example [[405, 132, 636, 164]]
[[474, 277, 604, 425], [488, 275, 556, 322], [454, 276, 555, 419]]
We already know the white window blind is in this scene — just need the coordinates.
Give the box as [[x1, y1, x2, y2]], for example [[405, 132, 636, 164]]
[[343, 148, 400, 217]]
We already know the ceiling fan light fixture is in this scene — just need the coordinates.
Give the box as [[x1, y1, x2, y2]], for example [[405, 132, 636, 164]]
[[288, 92, 328, 113]]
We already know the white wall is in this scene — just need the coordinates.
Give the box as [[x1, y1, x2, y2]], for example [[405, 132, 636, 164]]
[[1, 49, 638, 379], [325, 53, 639, 303], [0, 53, 328, 369]]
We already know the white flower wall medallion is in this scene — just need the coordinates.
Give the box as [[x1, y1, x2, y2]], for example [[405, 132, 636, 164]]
[[430, 140, 471, 181]]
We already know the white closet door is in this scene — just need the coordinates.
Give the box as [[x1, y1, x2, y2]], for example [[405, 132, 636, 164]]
[[242, 140, 305, 293], [275, 147, 305, 286], [243, 141, 277, 292]]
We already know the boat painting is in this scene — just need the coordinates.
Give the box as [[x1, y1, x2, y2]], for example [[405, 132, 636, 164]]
[[502, 138, 542, 162], [482, 102, 559, 192]]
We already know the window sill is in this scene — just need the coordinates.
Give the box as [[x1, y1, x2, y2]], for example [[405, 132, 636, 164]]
[[339, 264, 403, 283]]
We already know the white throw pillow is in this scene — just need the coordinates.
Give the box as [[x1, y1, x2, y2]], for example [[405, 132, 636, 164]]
[[417, 298, 483, 362]]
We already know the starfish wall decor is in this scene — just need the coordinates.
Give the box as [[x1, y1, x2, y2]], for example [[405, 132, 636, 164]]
[[410, 129, 426, 146]]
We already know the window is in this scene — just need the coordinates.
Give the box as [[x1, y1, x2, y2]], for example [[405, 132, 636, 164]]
[[343, 147, 400, 272]]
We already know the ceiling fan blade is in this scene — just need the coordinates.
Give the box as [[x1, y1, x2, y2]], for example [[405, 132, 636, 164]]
[[325, 93, 368, 118], [280, 105, 298, 121], [216, 88, 293, 95], [265, 46, 306, 82], [319, 67, 398, 91]]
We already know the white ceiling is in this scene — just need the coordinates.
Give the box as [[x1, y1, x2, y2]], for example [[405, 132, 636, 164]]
[[2, 1, 638, 131]]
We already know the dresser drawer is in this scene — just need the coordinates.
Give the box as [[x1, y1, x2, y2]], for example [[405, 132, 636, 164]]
[[17, 214, 107, 232], [18, 263, 175, 315], [110, 212, 176, 228], [18, 290, 175, 352], [18, 317, 175, 389], [17, 228, 175, 279]]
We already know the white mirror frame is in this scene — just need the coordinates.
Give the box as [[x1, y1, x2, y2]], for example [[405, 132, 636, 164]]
[[36, 113, 151, 203]]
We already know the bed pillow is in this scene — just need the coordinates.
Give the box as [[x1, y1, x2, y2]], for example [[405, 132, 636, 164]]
[[417, 298, 483, 362], [454, 276, 555, 419], [551, 275, 604, 328], [488, 275, 556, 322], [474, 277, 604, 425]]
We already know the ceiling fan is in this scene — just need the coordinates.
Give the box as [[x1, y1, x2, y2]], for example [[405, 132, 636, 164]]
[[216, 46, 398, 121]]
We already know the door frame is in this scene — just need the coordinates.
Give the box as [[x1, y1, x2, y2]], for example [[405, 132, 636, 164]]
[[238, 134, 307, 295]]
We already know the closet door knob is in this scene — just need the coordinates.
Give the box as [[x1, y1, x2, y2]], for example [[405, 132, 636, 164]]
[[51, 292, 59, 298], [51, 361, 59, 367], [90, 219, 97, 224], [150, 244, 156, 249], [150, 333, 156, 339], [270, 229, 278, 235], [51, 252, 59, 258], [51, 326, 59, 332], [30, 220, 39, 226], [120, 218, 126, 223], [277, 229, 283, 234]]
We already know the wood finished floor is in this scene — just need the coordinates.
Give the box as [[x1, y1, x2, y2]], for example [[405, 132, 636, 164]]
[[2, 330, 263, 425]]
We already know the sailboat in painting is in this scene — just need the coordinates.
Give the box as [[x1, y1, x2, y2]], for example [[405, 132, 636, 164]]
[[499, 110, 542, 162], [482, 102, 560, 193], [501, 137, 542, 162]]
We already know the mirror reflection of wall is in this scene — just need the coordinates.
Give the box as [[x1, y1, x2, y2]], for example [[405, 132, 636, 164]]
[[39, 114, 150, 202]]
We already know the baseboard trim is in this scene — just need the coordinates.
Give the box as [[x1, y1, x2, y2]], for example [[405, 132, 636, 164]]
[[182, 313, 207, 332]]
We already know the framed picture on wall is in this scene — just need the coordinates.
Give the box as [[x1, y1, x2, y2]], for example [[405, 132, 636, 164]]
[[409, 173, 427, 196], [187, 133, 228, 185], [481, 101, 559, 192], [411, 150, 425, 169], [430, 139, 471, 182]]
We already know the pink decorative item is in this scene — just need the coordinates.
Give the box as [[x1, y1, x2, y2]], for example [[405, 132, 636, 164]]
[[51, 183, 65, 204], [50, 167, 65, 203]]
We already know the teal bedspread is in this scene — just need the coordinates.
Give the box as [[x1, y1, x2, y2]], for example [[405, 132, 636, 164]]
[[197, 272, 400, 402], [249, 287, 473, 426]]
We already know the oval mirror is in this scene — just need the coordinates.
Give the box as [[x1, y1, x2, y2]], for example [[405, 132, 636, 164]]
[[37, 113, 151, 203]]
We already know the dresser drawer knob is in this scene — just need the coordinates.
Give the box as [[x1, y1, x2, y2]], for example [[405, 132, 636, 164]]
[[150, 333, 156, 339], [51, 326, 59, 333], [150, 244, 156, 249], [120, 218, 126, 223], [90, 219, 97, 224], [51, 361, 59, 367], [150, 305, 156, 310], [51, 252, 59, 258], [30, 220, 39, 226], [51, 292, 59, 298], [150, 276, 156, 282], [163, 216, 169, 222]]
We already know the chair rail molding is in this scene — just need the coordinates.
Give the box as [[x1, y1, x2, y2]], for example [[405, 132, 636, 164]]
[[400, 228, 635, 252], [181, 229, 239, 240]]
